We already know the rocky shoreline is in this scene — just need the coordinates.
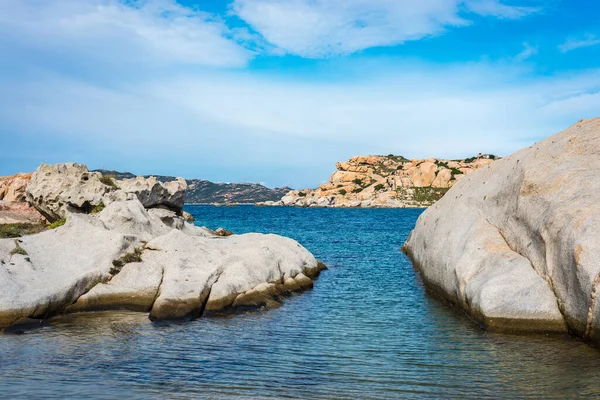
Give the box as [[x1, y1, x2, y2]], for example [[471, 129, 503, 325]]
[[0, 163, 325, 331], [259, 154, 498, 208], [403, 118, 600, 342]]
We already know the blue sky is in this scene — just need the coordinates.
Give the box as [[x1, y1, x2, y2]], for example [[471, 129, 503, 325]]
[[1, 0, 599, 188]]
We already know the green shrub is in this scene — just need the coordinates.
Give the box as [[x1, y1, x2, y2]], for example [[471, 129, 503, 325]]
[[374, 184, 385, 191], [450, 168, 463, 177], [91, 202, 105, 214], [10, 240, 27, 256], [99, 174, 118, 188], [0, 224, 21, 238], [339, 189, 347, 195], [464, 156, 477, 163], [0, 223, 47, 238], [352, 178, 363, 185], [412, 187, 449, 204], [352, 188, 362, 193], [48, 217, 66, 230], [387, 154, 394, 157], [298, 191, 307, 197]]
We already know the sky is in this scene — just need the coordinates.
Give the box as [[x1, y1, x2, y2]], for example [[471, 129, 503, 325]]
[[1, 0, 599, 188]]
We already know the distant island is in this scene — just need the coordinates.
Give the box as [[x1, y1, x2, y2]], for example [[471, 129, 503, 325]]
[[260, 153, 499, 208], [93, 170, 291, 204]]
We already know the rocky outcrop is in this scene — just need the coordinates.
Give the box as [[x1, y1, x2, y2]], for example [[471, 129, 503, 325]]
[[403, 118, 600, 341], [262, 154, 497, 208], [26, 163, 113, 222], [25, 163, 188, 222], [0, 163, 325, 330], [0, 173, 31, 203], [0, 173, 45, 225], [117, 176, 186, 213], [0, 201, 46, 225]]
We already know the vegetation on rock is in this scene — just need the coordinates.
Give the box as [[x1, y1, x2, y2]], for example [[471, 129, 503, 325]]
[[10, 240, 27, 256], [111, 247, 144, 274], [48, 217, 66, 230], [99, 174, 118, 188], [91, 202, 105, 214], [0, 223, 46, 238]]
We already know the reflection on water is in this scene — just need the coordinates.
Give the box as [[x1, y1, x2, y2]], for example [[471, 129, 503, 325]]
[[1, 206, 599, 399]]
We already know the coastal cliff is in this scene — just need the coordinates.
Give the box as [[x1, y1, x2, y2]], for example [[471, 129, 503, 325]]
[[262, 154, 498, 208]]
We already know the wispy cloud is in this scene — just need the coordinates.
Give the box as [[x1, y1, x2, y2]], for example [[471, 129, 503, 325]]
[[0, 0, 252, 68], [231, 0, 542, 57], [513, 42, 538, 61], [559, 33, 600, 53], [465, 0, 540, 19], [3, 61, 599, 187]]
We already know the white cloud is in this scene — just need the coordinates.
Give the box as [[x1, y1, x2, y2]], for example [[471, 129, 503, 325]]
[[3, 62, 599, 187], [0, 0, 252, 68], [465, 0, 540, 19], [513, 42, 538, 61], [559, 34, 600, 53], [231, 0, 541, 57]]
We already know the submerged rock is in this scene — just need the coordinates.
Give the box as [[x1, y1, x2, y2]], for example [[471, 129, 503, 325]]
[[403, 118, 600, 340], [0, 163, 325, 330]]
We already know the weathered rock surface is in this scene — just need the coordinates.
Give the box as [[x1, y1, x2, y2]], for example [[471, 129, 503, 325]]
[[403, 118, 600, 340], [25, 163, 189, 222], [26, 163, 112, 222], [0, 173, 46, 225], [262, 154, 498, 208], [0, 201, 46, 225], [1, 163, 325, 330], [0, 173, 31, 203], [117, 176, 186, 213]]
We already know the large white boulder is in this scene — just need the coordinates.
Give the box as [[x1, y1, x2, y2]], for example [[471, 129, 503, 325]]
[[403, 118, 600, 340], [0, 213, 136, 328], [26, 163, 112, 222], [1, 195, 325, 330], [117, 176, 186, 213]]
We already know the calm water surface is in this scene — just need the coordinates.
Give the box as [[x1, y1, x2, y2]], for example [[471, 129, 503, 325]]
[[1, 206, 600, 399]]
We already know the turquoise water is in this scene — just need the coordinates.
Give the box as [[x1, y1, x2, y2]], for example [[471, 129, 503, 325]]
[[1, 206, 600, 399]]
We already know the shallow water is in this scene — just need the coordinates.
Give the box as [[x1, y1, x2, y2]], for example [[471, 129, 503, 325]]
[[1, 206, 600, 399]]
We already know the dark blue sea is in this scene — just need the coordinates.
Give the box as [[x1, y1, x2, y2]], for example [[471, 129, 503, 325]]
[[1, 206, 600, 399]]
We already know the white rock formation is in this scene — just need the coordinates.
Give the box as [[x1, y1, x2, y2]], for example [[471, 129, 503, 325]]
[[25, 163, 188, 222], [1, 163, 325, 330], [118, 176, 186, 213], [25, 163, 113, 222], [403, 118, 600, 340]]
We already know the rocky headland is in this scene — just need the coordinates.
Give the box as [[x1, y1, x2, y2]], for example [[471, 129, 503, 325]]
[[403, 118, 600, 342], [0, 163, 325, 330], [95, 169, 291, 204], [261, 154, 497, 208]]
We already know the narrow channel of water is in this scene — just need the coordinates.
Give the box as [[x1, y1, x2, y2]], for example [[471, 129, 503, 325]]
[[1, 206, 599, 399]]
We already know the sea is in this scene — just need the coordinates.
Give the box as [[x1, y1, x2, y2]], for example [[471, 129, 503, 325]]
[[1, 205, 599, 399]]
